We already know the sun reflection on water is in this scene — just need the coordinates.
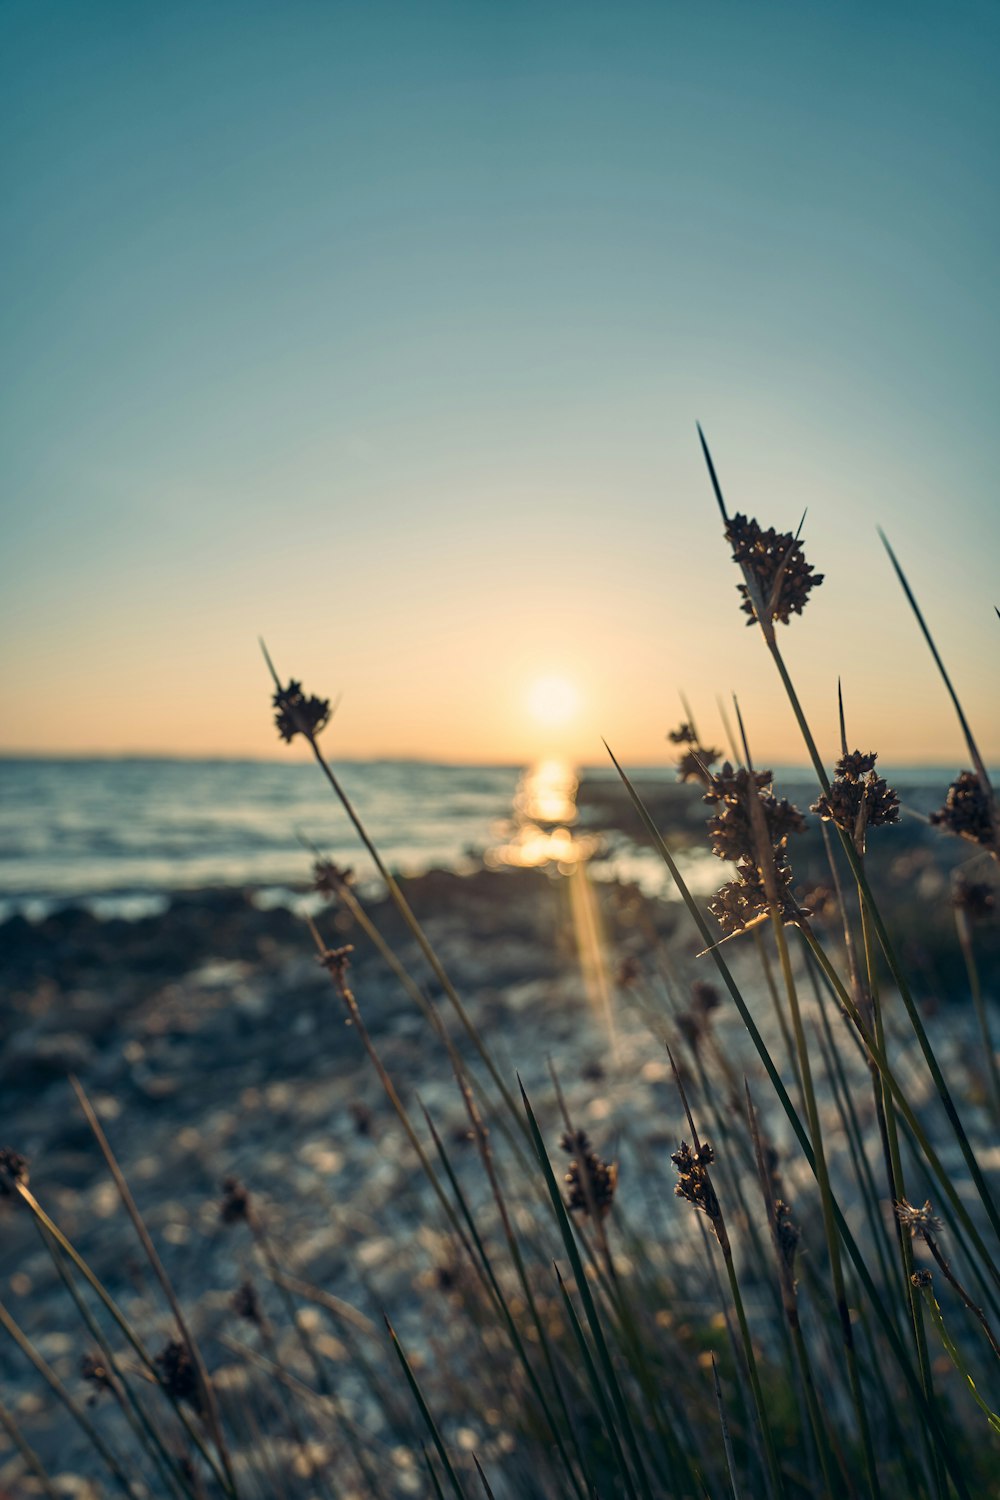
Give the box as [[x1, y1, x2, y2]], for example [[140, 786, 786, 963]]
[[488, 760, 599, 871], [488, 759, 615, 1051]]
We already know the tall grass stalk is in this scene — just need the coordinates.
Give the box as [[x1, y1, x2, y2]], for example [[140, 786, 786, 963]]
[[261, 641, 525, 1134], [0, 1296, 141, 1499], [520, 1083, 656, 1500], [604, 747, 977, 1498], [68, 1076, 240, 1498], [697, 427, 1000, 1245]]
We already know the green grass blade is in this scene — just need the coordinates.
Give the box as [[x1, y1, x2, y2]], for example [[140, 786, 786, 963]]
[[878, 530, 992, 788], [603, 743, 974, 1499], [423, 1107, 593, 1500], [916, 1283, 1000, 1438], [553, 1265, 640, 1500], [519, 1081, 655, 1500], [386, 1318, 467, 1500]]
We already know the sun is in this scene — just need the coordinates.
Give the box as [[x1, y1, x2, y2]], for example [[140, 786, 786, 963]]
[[526, 675, 580, 727]]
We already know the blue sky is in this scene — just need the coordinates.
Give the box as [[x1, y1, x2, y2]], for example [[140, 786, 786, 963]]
[[2, 2, 997, 763]]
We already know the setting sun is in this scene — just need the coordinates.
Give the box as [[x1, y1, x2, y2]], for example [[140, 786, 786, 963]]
[[526, 675, 580, 727]]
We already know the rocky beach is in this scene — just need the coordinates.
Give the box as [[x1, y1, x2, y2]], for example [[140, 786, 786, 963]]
[[1, 767, 996, 1496]]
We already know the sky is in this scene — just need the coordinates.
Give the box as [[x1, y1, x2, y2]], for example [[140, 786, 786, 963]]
[[2, 1, 998, 768]]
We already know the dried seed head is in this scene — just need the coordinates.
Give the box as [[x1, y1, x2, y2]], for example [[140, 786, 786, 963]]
[[616, 955, 642, 988], [219, 1176, 250, 1226], [675, 1010, 706, 1055], [667, 723, 722, 786], [561, 1130, 618, 1220], [709, 857, 807, 938], [80, 1353, 114, 1404], [952, 876, 996, 921], [930, 771, 997, 856], [704, 764, 806, 864], [774, 1199, 801, 1276], [272, 680, 331, 743], [725, 514, 824, 628], [691, 980, 721, 1016], [704, 765, 808, 937], [811, 750, 899, 846], [313, 859, 354, 896], [677, 984, 721, 1054], [154, 1339, 203, 1415], [0, 1149, 28, 1198], [433, 1262, 461, 1293], [318, 943, 354, 980], [895, 1198, 942, 1236], [671, 1140, 721, 1231], [231, 1280, 263, 1326], [668, 724, 698, 744]]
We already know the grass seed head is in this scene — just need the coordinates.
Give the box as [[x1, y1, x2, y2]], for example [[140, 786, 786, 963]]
[[615, 955, 642, 987], [561, 1130, 618, 1220], [154, 1339, 203, 1415], [691, 979, 721, 1015], [313, 858, 354, 896], [318, 943, 355, 981], [704, 764, 806, 863], [930, 771, 997, 856], [725, 514, 824, 628], [671, 1140, 721, 1232], [811, 750, 899, 847], [219, 1176, 251, 1226], [952, 875, 995, 920], [704, 765, 808, 936], [80, 1353, 113, 1404], [709, 856, 806, 938], [231, 1280, 263, 1326], [273, 679, 331, 743], [774, 1200, 801, 1276], [0, 1148, 28, 1198], [668, 723, 722, 785], [895, 1198, 942, 1237]]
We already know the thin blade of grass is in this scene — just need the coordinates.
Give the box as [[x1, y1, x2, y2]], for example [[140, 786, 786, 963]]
[[386, 1317, 467, 1500], [697, 424, 729, 522], [915, 1283, 1000, 1438], [519, 1080, 655, 1500], [553, 1264, 640, 1500], [423, 1443, 450, 1500], [0, 1297, 142, 1500], [878, 530, 992, 789], [41, 1227, 196, 1500], [603, 742, 974, 1499], [13, 1181, 228, 1489], [0, 1397, 61, 1500], [423, 1104, 593, 1500], [68, 1076, 240, 1499], [710, 1353, 741, 1500], [763, 635, 1000, 1241], [473, 1453, 498, 1499]]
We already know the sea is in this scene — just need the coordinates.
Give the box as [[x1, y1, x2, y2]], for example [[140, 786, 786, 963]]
[[0, 757, 963, 923]]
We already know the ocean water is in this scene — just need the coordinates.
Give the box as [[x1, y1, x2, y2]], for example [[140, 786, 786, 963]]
[[0, 758, 523, 921], [0, 757, 967, 923]]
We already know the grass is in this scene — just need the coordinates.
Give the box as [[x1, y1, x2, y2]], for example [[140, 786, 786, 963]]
[[1, 431, 998, 1497]]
